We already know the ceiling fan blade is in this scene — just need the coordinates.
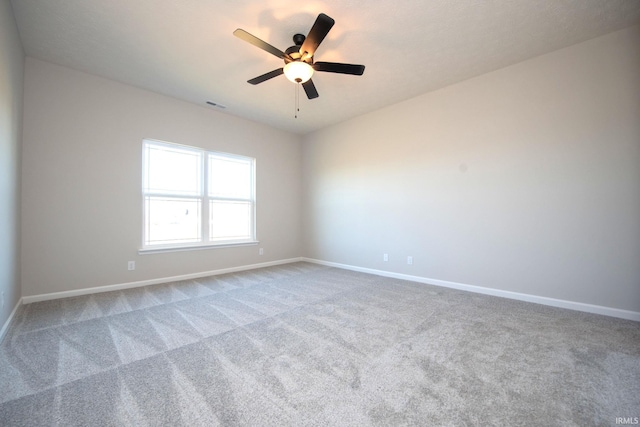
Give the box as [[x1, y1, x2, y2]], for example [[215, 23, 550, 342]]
[[302, 79, 319, 99], [247, 68, 284, 85], [313, 62, 365, 75], [299, 13, 335, 59], [233, 29, 289, 60]]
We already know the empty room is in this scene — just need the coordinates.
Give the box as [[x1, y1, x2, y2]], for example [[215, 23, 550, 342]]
[[1, 0, 639, 425]]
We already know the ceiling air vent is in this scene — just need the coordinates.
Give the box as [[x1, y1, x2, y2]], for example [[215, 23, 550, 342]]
[[206, 101, 226, 109]]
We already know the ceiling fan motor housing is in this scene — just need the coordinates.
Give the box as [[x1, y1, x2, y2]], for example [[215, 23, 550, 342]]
[[285, 34, 311, 64]]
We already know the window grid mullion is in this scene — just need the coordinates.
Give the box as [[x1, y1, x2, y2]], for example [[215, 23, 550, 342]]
[[208, 196, 253, 203], [143, 192, 203, 199]]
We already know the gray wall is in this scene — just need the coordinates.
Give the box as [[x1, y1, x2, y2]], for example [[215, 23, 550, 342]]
[[0, 0, 24, 327], [21, 58, 302, 297], [302, 25, 640, 312]]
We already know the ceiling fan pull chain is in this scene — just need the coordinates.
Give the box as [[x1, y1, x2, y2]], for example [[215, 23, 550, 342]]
[[295, 83, 299, 119]]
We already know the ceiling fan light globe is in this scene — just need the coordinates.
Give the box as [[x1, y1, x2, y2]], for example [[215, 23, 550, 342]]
[[284, 61, 314, 83]]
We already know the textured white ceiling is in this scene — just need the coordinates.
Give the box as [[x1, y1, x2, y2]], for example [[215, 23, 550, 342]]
[[10, 0, 640, 134]]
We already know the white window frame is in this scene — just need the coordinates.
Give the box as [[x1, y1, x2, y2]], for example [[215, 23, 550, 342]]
[[140, 139, 257, 253]]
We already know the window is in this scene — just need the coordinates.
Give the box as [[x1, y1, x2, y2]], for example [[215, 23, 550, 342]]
[[142, 139, 255, 250]]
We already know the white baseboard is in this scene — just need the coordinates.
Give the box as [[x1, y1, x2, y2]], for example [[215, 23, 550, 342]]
[[22, 257, 304, 304], [302, 258, 640, 322], [1, 298, 23, 344], [19, 256, 640, 322]]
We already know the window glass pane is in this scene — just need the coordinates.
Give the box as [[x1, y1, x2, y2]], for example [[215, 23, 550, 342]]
[[209, 201, 252, 241], [145, 143, 202, 196], [141, 140, 256, 249], [209, 155, 252, 199], [145, 197, 201, 245]]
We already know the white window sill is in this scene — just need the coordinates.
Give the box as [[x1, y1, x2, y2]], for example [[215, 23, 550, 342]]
[[139, 241, 259, 254]]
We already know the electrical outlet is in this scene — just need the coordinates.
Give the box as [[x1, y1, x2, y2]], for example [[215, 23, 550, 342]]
[[407, 256, 413, 265], [259, 248, 264, 255], [128, 261, 135, 271], [383, 253, 388, 262]]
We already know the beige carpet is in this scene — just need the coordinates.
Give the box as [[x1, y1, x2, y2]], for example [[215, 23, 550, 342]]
[[1, 262, 638, 426]]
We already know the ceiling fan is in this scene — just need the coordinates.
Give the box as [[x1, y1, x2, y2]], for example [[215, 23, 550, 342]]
[[233, 13, 365, 100]]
